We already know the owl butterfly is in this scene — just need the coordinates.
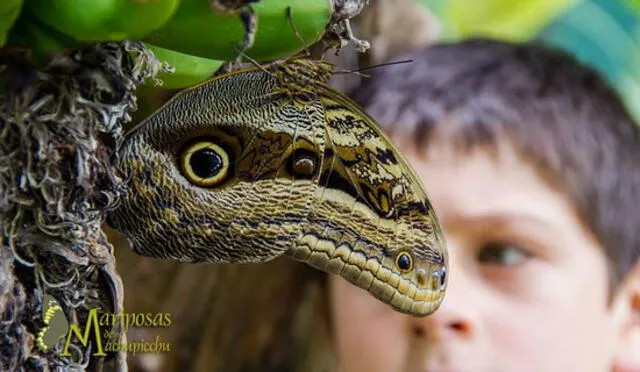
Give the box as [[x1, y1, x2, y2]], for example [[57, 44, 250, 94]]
[[107, 58, 448, 316]]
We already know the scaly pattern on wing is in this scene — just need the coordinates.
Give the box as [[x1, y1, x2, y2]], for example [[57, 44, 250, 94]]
[[108, 58, 449, 316]]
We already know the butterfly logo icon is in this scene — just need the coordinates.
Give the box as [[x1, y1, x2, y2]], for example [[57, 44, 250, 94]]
[[37, 294, 70, 351]]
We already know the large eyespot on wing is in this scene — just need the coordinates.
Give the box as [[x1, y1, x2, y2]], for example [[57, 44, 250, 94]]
[[180, 140, 230, 187], [108, 66, 298, 263]]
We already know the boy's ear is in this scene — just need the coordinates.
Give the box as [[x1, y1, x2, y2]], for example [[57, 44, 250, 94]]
[[612, 261, 640, 372]]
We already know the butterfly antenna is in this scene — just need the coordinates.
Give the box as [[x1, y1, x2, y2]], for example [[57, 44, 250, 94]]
[[285, 6, 312, 60], [230, 45, 272, 75], [335, 59, 415, 77]]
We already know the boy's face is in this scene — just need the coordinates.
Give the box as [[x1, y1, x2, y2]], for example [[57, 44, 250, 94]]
[[329, 136, 628, 372]]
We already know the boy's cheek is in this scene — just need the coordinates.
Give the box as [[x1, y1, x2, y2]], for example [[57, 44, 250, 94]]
[[483, 286, 613, 371]]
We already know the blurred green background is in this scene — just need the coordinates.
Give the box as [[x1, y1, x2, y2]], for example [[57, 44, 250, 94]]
[[420, 0, 640, 123]]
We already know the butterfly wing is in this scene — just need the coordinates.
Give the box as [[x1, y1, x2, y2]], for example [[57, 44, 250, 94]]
[[108, 66, 323, 263], [108, 58, 448, 316], [287, 84, 448, 316]]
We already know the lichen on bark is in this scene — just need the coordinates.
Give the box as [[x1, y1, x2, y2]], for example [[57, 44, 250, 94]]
[[0, 41, 168, 371]]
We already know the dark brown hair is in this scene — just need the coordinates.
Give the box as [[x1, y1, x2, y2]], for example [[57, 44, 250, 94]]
[[351, 38, 640, 288]]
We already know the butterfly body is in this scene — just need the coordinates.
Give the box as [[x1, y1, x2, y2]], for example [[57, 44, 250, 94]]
[[108, 59, 448, 316]]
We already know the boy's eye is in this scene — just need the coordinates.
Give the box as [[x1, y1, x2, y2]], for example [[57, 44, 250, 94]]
[[477, 242, 531, 267]]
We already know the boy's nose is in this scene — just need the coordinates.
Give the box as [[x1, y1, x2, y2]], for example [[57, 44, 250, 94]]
[[409, 251, 479, 342]]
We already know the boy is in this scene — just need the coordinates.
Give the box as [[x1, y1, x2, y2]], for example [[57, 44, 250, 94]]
[[328, 39, 640, 371]]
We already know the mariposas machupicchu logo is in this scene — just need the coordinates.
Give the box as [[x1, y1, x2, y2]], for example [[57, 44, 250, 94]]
[[37, 293, 173, 356]]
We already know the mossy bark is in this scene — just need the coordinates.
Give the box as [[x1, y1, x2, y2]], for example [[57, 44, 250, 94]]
[[0, 42, 167, 371]]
